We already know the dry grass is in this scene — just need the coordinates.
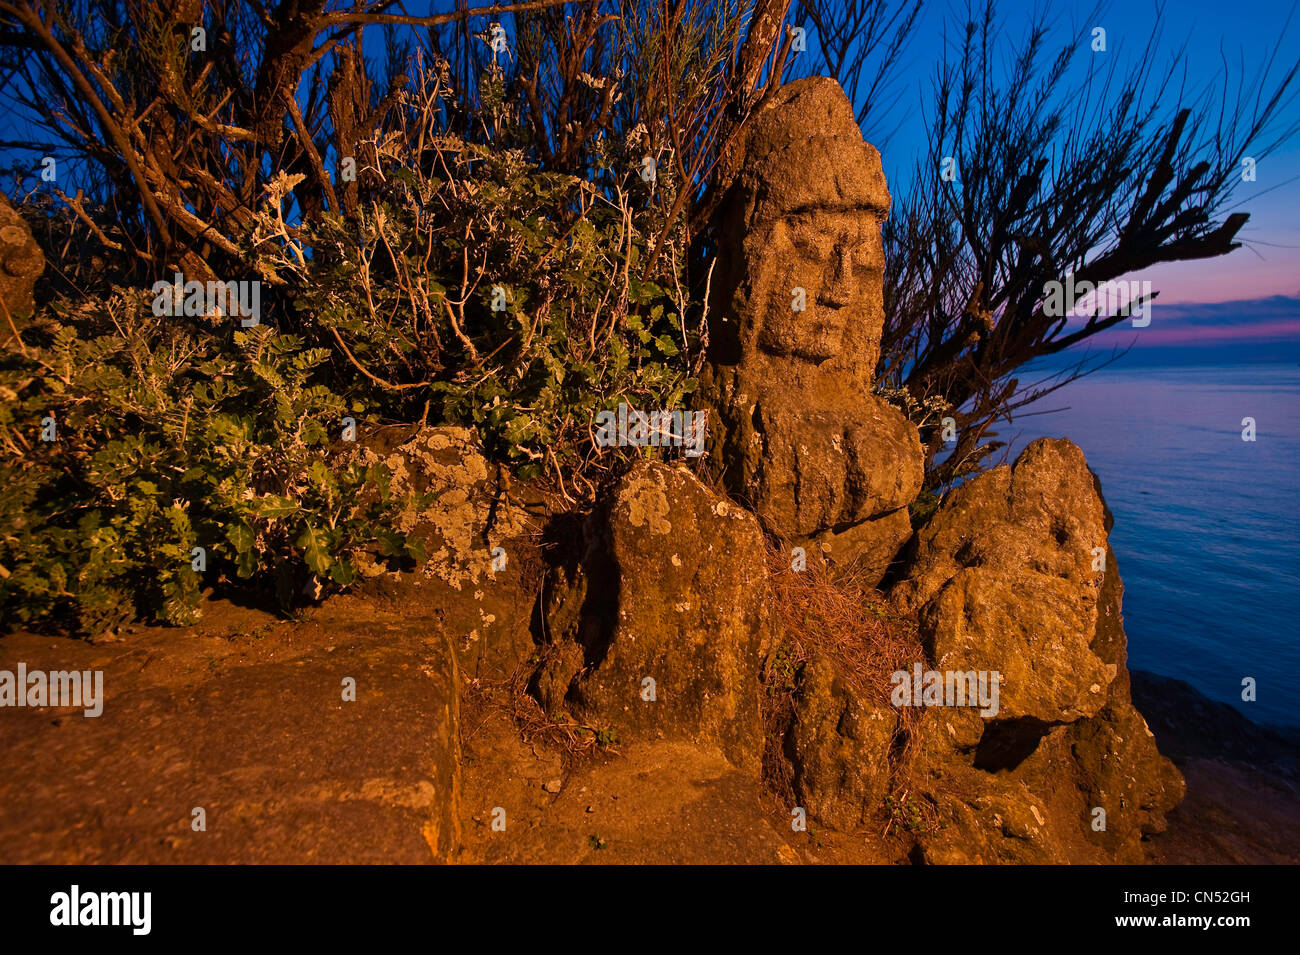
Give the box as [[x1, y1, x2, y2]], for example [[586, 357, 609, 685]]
[[760, 541, 934, 832], [461, 661, 616, 767], [765, 544, 923, 703]]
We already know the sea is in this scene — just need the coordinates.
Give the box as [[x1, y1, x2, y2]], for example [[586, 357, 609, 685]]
[[1004, 346, 1300, 730]]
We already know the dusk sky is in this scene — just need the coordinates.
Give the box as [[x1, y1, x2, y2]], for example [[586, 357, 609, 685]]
[[4, 1, 1296, 327], [869, 0, 1300, 312]]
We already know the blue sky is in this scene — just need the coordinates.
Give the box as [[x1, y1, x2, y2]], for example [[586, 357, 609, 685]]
[[3, 1, 1296, 307], [850, 0, 1300, 305]]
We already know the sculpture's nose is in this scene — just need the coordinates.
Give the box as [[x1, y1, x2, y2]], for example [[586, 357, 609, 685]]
[[818, 240, 853, 308]]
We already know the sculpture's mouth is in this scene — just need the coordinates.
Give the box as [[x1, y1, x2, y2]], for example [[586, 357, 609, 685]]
[[792, 318, 843, 362]]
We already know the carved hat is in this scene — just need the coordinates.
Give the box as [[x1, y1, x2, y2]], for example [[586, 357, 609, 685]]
[[728, 77, 890, 226]]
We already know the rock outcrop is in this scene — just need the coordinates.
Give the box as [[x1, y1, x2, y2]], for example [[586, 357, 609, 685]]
[[351, 426, 537, 680], [700, 77, 922, 585], [0, 611, 463, 863], [532, 76, 1185, 863], [750, 438, 1183, 864], [789, 653, 897, 830], [888, 438, 1184, 863], [537, 461, 775, 773], [0, 194, 44, 329], [895, 438, 1115, 723]]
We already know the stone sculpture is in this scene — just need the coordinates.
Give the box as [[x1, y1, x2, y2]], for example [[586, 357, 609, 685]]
[[701, 77, 922, 583]]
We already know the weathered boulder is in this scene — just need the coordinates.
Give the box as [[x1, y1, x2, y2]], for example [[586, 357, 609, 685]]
[[809, 507, 913, 585], [895, 438, 1115, 723], [700, 77, 922, 580], [789, 653, 897, 830], [537, 461, 775, 773], [892, 438, 1183, 863], [0, 194, 43, 327], [352, 427, 529, 588], [350, 426, 537, 679], [1062, 560, 1186, 860]]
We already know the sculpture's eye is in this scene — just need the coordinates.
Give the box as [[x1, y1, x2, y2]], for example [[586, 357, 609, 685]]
[[852, 253, 881, 277], [838, 239, 880, 277], [788, 233, 823, 259]]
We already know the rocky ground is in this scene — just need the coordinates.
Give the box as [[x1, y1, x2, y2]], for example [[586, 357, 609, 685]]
[[1, 590, 1295, 864], [2, 431, 1295, 865], [0, 590, 864, 865]]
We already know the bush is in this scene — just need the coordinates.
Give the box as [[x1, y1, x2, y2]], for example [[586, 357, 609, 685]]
[[258, 110, 704, 497], [0, 292, 419, 636], [2, 98, 704, 636]]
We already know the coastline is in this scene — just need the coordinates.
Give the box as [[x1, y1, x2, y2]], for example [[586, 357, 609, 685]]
[[1131, 670, 1300, 863]]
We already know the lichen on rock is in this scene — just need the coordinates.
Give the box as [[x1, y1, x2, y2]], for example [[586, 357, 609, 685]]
[[352, 426, 528, 591], [537, 460, 776, 773]]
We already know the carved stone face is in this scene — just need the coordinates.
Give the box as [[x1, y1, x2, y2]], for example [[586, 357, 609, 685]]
[[701, 78, 921, 579], [748, 208, 884, 363]]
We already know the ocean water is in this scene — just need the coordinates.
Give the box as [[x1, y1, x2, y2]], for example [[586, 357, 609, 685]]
[[1002, 356, 1300, 729]]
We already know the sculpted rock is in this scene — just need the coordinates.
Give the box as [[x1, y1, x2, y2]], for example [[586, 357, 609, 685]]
[[537, 461, 775, 772], [747, 399, 922, 539], [907, 567, 1183, 864], [701, 77, 922, 581], [0, 194, 44, 326], [895, 438, 1115, 723], [710, 77, 890, 381], [790, 654, 897, 831], [893, 438, 1183, 863]]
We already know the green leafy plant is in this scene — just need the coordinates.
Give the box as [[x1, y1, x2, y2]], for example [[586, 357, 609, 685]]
[[2, 55, 710, 638], [257, 78, 705, 498], [884, 794, 933, 834], [0, 292, 417, 635]]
